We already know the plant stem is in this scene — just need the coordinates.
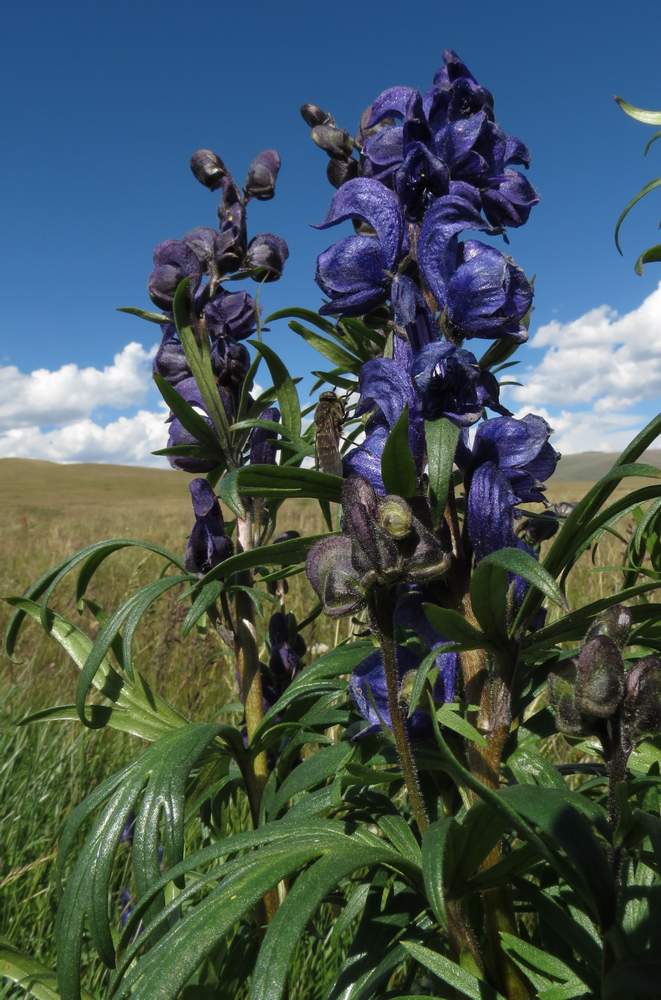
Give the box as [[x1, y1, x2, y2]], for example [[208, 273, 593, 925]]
[[370, 589, 429, 835]]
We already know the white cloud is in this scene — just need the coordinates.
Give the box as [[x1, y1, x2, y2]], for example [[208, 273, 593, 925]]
[[0, 342, 156, 431], [505, 282, 661, 453], [0, 407, 169, 466]]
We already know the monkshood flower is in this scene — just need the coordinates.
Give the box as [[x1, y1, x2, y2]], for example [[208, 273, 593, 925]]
[[306, 478, 450, 617], [210, 336, 251, 391], [203, 288, 257, 341], [419, 195, 533, 342], [190, 148, 227, 190], [153, 324, 191, 386], [395, 585, 459, 701], [268, 612, 305, 685], [349, 644, 451, 738], [427, 49, 495, 125], [464, 414, 560, 561], [245, 233, 289, 281], [184, 479, 233, 576], [344, 337, 424, 492], [315, 178, 405, 316], [411, 341, 506, 425], [166, 376, 233, 473], [148, 239, 202, 311], [249, 407, 280, 466]]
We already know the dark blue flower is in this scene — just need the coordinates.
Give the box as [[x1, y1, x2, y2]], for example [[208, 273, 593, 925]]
[[481, 170, 539, 229], [411, 341, 507, 425], [465, 414, 560, 561], [245, 233, 289, 281], [148, 239, 202, 311], [184, 478, 233, 575], [395, 586, 459, 702], [204, 288, 257, 340], [315, 178, 405, 316], [210, 336, 251, 389], [166, 376, 232, 473], [344, 337, 424, 492], [153, 324, 191, 385], [268, 611, 305, 682], [427, 50, 494, 127], [244, 149, 281, 201], [391, 275, 436, 351], [249, 407, 280, 465]]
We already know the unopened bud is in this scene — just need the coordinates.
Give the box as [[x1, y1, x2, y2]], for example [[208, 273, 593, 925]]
[[311, 124, 354, 159], [378, 497, 413, 539], [575, 636, 625, 719], [327, 157, 359, 188], [548, 672, 585, 736], [300, 103, 333, 128], [245, 233, 289, 282], [624, 656, 661, 743], [244, 149, 281, 201], [585, 604, 633, 650], [190, 149, 227, 190]]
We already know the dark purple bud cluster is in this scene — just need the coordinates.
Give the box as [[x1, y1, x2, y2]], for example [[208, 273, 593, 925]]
[[261, 611, 307, 708], [306, 477, 450, 619], [147, 144, 288, 472], [184, 479, 233, 576], [548, 605, 661, 750]]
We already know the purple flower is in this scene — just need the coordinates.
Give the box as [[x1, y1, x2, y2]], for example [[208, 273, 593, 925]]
[[349, 644, 451, 738], [344, 337, 424, 493], [481, 170, 539, 230], [419, 195, 533, 341], [148, 239, 202, 311], [190, 148, 227, 190], [204, 288, 257, 341], [411, 341, 507, 425], [210, 336, 251, 389], [395, 586, 459, 702], [184, 479, 232, 575], [166, 376, 232, 473], [268, 611, 305, 682], [427, 50, 494, 127], [249, 407, 280, 465], [315, 178, 404, 316], [153, 324, 191, 385], [465, 414, 560, 561], [246, 233, 289, 282], [395, 141, 449, 221]]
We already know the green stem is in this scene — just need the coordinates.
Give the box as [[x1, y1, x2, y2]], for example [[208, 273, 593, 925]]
[[370, 589, 429, 835]]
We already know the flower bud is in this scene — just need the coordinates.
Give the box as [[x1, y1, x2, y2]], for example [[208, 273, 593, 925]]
[[249, 407, 280, 466], [153, 324, 190, 385], [378, 497, 413, 539], [305, 534, 364, 618], [548, 672, 585, 736], [311, 125, 354, 159], [300, 103, 333, 128], [210, 337, 250, 389], [245, 233, 289, 282], [585, 604, 633, 650], [327, 157, 359, 189], [184, 479, 232, 575], [204, 289, 256, 341], [575, 636, 625, 719], [244, 149, 281, 201], [190, 149, 227, 190], [623, 656, 661, 743]]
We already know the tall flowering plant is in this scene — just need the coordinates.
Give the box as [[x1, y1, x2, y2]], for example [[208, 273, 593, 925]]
[[4, 51, 661, 1000]]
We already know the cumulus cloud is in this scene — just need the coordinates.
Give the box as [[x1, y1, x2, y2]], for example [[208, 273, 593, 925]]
[[0, 342, 156, 431], [505, 282, 661, 453], [0, 406, 169, 466]]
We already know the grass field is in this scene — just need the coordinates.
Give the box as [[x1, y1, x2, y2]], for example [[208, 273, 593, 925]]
[[0, 456, 653, 996]]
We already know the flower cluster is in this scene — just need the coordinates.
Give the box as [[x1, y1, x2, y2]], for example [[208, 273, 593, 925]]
[[150, 146, 288, 474]]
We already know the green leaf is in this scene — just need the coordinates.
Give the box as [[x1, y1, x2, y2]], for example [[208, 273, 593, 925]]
[[117, 305, 170, 324], [513, 421, 661, 632], [218, 465, 342, 517], [423, 604, 496, 652], [289, 320, 362, 370], [615, 96, 661, 126], [402, 941, 504, 999], [57, 723, 221, 1000], [153, 372, 221, 453], [436, 705, 487, 747], [615, 176, 661, 254], [265, 306, 337, 337], [425, 417, 460, 527], [421, 817, 459, 928], [471, 547, 567, 640], [250, 843, 404, 1000], [269, 743, 354, 817], [181, 580, 223, 636], [197, 531, 330, 586], [635, 243, 661, 275], [377, 815, 422, 867], [0, 943, 96, 1000], [249, 340, 302, 441], [173, 280, 233, 459], [381, 406, 417, 497]]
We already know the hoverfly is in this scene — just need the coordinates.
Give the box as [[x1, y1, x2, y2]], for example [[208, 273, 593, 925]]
[[314, 391, 345, 477]]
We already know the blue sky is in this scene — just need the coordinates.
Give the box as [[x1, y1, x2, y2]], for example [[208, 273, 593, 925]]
[[1, 0, 660, 462]]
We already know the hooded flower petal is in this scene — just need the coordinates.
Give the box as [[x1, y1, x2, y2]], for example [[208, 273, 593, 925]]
[[148, 239, 202, 311], [445, 241, 533, 340], [204, 288, 257, 340], [305, 534, 365, 618], [244, 149, 281, 201], [367, 86, 422, 127], [153, 324, 191, 385], [316, 178, 404, 271], [482, 171, 539, 229], [249, 407, 280, 465], [411, 341, 506, 425], [184, 479, 232, 574], [316, 234, 389, 316]]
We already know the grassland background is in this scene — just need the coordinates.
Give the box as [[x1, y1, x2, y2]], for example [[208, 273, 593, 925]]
[[1, 454, 658, 996]]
